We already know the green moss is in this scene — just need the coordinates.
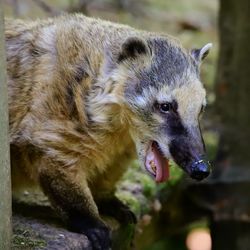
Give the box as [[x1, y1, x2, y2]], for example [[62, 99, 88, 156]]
[[12, 234, 46, 249], [12, 228, 46, 249], [140, 174, 157, 198], [119, 162, 156, 199], [116, 190, 141, 215]]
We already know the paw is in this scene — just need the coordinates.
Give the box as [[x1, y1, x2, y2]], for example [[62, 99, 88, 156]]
[[68, 212, 111, 250], [84, 225, 111, 250]]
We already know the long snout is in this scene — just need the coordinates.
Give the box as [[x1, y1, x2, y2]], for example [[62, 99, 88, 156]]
[[169, 133, 211, 181]]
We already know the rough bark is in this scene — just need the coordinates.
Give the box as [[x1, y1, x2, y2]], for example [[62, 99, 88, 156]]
[[0, 1, 12, 249], [215, 0, 250, 168], [212, 0, 250, 249]]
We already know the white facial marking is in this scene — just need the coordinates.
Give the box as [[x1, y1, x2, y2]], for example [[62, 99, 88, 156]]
[[156, 85, 172, 103], [173, 81, 206, 126]]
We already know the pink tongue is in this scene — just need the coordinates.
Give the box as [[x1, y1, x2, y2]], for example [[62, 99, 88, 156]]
[[152, 142, 170, 183]]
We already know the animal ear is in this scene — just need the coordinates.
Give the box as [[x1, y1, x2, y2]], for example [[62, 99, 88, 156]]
[[118, 37, 150, 62], [191, 43, 212, 63]]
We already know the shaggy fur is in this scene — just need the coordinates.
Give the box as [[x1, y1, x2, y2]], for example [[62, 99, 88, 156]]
[[6, 14, 211, 249]]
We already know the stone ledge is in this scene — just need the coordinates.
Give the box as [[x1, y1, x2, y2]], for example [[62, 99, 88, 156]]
[[12, 206, 92, 250]]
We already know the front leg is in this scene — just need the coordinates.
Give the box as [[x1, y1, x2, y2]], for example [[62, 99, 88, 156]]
[[39, 159, 111, 250]]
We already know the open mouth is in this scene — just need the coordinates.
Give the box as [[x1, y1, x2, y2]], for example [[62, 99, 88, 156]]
[[145, 141, 170, 183]]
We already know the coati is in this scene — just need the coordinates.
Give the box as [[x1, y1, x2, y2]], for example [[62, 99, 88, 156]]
[[5, 14, 211, 249]]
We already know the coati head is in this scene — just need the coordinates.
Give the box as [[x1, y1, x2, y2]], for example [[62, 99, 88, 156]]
[[111, 36, 212, 182]]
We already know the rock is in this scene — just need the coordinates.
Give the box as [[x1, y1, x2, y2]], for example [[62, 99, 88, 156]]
[[11, 202, 136, 250], [12, 206, 92, 250]]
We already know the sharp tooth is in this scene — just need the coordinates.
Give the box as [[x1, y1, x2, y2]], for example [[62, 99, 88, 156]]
[[150, 160, 156, 174]]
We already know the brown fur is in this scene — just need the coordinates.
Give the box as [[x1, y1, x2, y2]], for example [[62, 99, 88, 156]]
[[6, 14, 141, 207], [6, 14, 210, 248]]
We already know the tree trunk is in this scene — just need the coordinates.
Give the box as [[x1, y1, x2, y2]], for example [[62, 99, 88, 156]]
[[0, 1, 12, 249], [215, 0, 250, 168], [212, 0, 250, 249]]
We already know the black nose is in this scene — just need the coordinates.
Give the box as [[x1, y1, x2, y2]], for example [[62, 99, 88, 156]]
[[190, 159, 211, 181]]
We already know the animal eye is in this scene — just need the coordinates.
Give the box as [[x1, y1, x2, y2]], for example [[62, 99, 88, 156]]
[[159, 103, 171, 113]]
